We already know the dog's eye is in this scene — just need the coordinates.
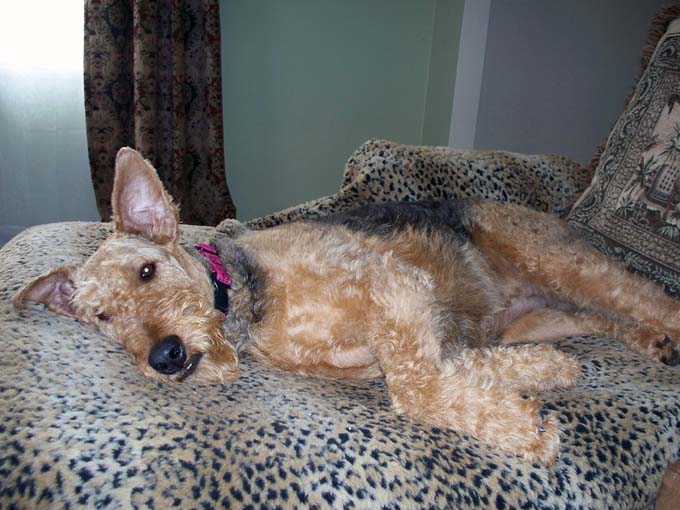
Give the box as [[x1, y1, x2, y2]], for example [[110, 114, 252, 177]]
[[97, 313, 111, 322], [139, 262, 156, 282]]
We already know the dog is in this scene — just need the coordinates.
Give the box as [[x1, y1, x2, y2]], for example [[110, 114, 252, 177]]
[[14, 147, 680, 464]]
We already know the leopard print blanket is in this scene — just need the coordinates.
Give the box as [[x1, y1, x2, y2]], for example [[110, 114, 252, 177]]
[[1, 143, 679, 509], [238, 139, 589, 231]]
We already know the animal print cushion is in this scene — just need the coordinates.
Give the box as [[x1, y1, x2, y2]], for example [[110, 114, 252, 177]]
[[567, 14, 680, 298], [1, 222, 679, 509], [237, 139, 588, 231]]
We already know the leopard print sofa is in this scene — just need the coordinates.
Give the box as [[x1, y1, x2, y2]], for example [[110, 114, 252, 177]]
[[2, 142, 679, 510]]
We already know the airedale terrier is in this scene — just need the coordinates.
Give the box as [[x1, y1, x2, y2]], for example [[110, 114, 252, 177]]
[[14, 148, 680, 464]]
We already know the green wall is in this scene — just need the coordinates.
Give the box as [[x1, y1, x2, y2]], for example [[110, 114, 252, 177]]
[[220, 0, 464, 220]]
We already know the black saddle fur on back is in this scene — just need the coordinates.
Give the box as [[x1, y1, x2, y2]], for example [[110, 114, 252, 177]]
[[311, 199, 471, 246]]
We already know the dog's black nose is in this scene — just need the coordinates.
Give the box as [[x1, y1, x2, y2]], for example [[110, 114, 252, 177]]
[[148, 335, 186, 375]]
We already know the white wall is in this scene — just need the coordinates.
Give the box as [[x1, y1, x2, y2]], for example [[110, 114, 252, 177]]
[[448, 0, 491, 149], [467, 0, 666, 165], [0, 2, 98, 228], [221, 0, 465, 220]]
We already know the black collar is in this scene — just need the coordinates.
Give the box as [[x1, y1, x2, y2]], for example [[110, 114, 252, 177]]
[[209, 272, 230, 315]]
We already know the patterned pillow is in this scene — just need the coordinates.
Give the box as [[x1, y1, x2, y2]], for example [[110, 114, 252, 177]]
[[567, 14, 680, 298]]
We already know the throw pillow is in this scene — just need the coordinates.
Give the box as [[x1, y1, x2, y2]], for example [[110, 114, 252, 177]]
[[567, 12, 680, 298]]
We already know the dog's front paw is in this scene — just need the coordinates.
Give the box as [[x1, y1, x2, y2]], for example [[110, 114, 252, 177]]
[[498, 396, 560, 465], [552, 351, 583, 387], [523, 346, 582, 391], [448, 393, 560, 465], [531, 416, 561, 465]]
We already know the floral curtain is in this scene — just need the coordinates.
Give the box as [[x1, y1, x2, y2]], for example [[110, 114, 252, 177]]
[[84, 0, 236, 225]]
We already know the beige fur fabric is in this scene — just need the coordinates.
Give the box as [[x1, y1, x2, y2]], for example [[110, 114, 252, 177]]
[[1, 219, 679, 509]]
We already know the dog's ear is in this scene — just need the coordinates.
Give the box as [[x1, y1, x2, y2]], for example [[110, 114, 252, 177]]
[[13, 266, 79, 317], [112, 147, 179, 245]]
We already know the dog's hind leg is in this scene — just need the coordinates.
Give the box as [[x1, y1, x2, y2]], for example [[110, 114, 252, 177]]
[[469, 201, 680, 358], [500, 308, 679, 365]]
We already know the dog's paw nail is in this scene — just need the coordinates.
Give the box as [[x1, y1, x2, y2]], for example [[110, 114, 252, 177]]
[[666, 348, 680, 366], [657, 335, 673, 348], [538, 409, 548, 432]]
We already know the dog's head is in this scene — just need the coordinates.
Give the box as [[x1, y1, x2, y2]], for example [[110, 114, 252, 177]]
[[13, 148, 239, 383]]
